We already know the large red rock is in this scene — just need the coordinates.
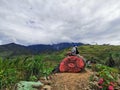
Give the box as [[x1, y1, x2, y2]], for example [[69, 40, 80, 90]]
[[59, 56, 85, 73]]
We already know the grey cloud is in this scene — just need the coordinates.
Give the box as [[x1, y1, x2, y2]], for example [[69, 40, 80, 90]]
[[0, 0, 120, 45]]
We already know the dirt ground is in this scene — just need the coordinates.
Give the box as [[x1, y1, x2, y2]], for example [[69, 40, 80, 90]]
[[49, 69, 93, 90]]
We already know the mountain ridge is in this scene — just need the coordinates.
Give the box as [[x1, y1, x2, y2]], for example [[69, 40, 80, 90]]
[[0, 42, 84, 57]]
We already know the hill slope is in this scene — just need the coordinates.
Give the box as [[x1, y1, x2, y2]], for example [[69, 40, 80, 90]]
[[0, 42, 84, 57], [0, 43, 32, 57]]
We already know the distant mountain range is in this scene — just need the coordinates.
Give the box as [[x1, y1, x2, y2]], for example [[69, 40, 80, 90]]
[[0, 42, 84, 57]]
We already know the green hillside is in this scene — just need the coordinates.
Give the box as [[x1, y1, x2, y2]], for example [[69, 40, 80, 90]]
[[78, 45, 120, 63], [0, 43, 32, 58], [0, 45, 120, 89], [57, 45, 120, 63]]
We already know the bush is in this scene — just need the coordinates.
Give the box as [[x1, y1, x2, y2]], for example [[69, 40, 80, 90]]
[[89, 64, 119, 90]]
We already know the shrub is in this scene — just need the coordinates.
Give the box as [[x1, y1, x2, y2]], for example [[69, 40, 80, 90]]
[[90, 64, 119, 90]]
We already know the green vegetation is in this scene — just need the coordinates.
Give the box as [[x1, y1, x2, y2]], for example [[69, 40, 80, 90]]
[[0, 55, 57, 89], [89, 64, 119, 90], [0, 45, 120, 89], [78, 45, 120, 66]]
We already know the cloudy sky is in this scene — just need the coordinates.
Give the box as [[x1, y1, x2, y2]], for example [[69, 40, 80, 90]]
[[0, 0, 120, 45]]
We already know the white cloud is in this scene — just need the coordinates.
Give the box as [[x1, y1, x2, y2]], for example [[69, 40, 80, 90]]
[[0, 0, 120, 45]]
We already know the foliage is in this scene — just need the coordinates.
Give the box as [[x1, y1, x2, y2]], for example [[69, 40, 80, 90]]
[[89, 64, 119, 90], [0, 58, 18, 89], [0, 54, 57, 89]]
